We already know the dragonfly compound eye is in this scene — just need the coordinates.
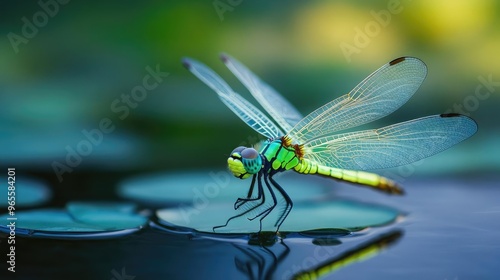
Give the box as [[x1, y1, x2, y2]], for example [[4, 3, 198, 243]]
[[227, 146, 252, 179], [241, 148, 262, 174], [231, 146, 246, 156]]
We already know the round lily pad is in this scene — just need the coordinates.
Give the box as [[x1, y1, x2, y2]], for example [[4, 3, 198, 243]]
[[156, 199, 400, 234], [0, 202, 148, 239], [0, 177, 51, 208], [118, 171, 332, 207], [67, 202, 148, 230]]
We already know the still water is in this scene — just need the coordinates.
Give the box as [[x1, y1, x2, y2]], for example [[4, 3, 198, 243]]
[[1, 173, 499, 280]]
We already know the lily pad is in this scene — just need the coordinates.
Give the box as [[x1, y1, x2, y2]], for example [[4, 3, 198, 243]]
[[156, 199, 400, 234], [0, 202, 148, 239], [0, 177, 51, 208], [67, 202, 148, 230], [118, 171, 332, 207]]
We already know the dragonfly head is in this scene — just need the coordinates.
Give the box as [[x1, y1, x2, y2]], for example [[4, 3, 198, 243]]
[[227, 146, 262, 179]]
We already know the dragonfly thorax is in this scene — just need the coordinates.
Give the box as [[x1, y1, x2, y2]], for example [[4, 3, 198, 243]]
[[261, 138, 302, 171], [227, 146, 263, 179]]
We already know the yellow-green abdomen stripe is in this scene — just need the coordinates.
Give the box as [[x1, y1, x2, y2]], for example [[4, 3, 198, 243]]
[[294, 159, 403, 194]]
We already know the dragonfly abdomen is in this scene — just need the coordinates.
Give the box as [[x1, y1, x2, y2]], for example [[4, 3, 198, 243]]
[[294, 158, 404, 194]]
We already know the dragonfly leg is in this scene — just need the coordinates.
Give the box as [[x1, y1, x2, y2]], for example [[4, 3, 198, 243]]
[[269, 174, 293, 231], [234, 175, 258, 210], [213, 172, 266, 232], [247, 172, 278, 232]]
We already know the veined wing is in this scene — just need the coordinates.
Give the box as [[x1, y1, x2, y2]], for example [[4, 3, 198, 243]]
[[288, 57, 427, 142], [183, 58, 284, 139], [303, 114, 477, 170], [221, 53, 303, 133]]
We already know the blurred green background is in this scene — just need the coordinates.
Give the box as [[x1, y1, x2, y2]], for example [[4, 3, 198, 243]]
[[1, 0, 499, 189]]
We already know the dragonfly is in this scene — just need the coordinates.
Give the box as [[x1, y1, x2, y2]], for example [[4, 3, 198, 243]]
[[183, 54, 477, 233]]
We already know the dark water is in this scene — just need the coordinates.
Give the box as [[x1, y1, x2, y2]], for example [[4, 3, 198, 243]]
[[1, 174, 499, 280]]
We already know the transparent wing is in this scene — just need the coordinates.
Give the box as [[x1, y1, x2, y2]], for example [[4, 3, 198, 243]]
[[183, 58, 284, 139], [221, 53, 303, 133], [303, 114, 477, 170], [288, 57, 427, 142]]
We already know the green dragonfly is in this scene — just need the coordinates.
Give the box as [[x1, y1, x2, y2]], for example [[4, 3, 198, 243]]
[[183, 54, 477, 232]]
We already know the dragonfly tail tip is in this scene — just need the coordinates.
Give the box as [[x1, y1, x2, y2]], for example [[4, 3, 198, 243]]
[[393, 187, 405, 195]]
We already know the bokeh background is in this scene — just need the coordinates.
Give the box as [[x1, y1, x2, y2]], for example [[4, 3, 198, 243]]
[[1, 0, 499, 208], [1, 1, 500, 279]]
